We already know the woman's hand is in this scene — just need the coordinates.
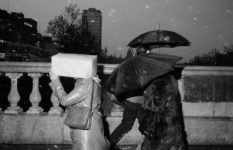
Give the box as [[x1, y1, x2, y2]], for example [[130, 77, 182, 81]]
[[49, 71, 59, 80]]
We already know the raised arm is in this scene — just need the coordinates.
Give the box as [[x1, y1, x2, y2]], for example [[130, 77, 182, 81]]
[[50, 77, 91, 107]]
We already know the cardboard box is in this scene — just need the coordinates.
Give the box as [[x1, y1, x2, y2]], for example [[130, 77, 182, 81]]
[[51, 53, 97, 78]]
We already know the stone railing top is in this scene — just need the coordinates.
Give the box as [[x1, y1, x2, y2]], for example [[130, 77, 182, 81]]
[[181, 65, 233, 76], [0, 62, 119, 75], [1, 62, 233, 76], [0, 62, 51, 73]]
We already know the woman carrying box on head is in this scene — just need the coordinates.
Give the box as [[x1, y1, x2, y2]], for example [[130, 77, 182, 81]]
[[49, 53, 109, 150]]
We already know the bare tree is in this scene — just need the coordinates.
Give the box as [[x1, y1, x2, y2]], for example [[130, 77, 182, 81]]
[[46, 3, 96, 54]]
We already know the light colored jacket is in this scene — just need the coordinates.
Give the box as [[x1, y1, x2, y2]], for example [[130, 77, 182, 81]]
[[50, 77, 109, 150], [51, 78, 100, 110]]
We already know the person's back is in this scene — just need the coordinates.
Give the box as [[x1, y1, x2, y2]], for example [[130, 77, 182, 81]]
[[140, 74, 186, 150]]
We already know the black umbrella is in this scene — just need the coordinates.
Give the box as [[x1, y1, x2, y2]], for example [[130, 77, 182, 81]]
[[105, 53, 182, 101], [128, 30, 190, 49]]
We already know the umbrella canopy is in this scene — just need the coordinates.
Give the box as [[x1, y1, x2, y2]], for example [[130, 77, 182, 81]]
[[128, 30, 190, 49], [105, 53, 182, 101]]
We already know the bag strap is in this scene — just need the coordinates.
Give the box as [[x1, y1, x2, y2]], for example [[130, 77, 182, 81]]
[[89, 79, 95, 112]]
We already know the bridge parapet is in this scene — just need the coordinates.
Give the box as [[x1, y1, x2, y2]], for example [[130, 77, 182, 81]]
[[0, 63, 233, 145]]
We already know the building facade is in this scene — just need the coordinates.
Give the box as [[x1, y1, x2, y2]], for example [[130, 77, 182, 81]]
[[0, 9, 54, 62], [0, 9, 41, 45], [82, 8, 102, 51]]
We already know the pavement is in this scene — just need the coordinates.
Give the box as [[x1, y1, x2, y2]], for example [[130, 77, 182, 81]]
[[1, 144, 233, 150]]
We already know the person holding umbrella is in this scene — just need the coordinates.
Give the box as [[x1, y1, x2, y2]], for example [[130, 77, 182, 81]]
[[127, 29, 189, 150], [105, 29, 190, 150], [106, 48, 186, 150], [108, 46, 149, 150]]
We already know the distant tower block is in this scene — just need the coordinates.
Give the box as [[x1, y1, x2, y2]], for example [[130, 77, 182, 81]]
[[82, 8, 102, 53]]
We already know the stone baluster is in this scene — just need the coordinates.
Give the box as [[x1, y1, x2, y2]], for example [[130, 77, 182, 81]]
[[48, 92, 63, 115], [5, 73, 22, 114], [27, 73, 43, 114]]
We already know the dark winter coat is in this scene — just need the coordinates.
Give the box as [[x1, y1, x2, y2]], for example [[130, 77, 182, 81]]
[[139, 74, 186, 150]]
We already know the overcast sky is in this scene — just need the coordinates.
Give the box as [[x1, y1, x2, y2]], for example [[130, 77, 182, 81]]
[[1, 0, 233, 61]]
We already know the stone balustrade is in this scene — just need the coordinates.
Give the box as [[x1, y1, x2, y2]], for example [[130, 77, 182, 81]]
[[0, 62, 119, 114], [0, 62, 233, 145], [0, 62, 55, 114]]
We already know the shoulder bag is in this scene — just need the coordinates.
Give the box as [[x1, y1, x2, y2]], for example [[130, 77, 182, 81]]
[[64, 80, 94, 130]]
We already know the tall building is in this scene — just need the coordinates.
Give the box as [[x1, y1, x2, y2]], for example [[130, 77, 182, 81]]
[[82, 8, 102, 51]]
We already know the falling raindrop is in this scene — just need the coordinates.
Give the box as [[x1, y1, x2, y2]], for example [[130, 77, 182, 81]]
[[211, 7, 216, 12], [170, 19, 175, 26], [164, 36, 170, 41], [188, 6, 193, 10], [143, 4, 151, 13], [14, 5, 22, 11], [145, 4, 150, 9], [117, 47, 124, 51], [204, 25, 209, 33], [223, 41, 230, 47], [111, 9, 116, 13], [218, 34, 223, 40], [226, 9, 232, 13], [204, 25, 209, 29], [108, 12, 114, 17], [67, 0, 72, 4], [193, 17, 198, 21], [182, 51, 187, 55], [108, 9, 116, 17], [137, 10, 142, 14]]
